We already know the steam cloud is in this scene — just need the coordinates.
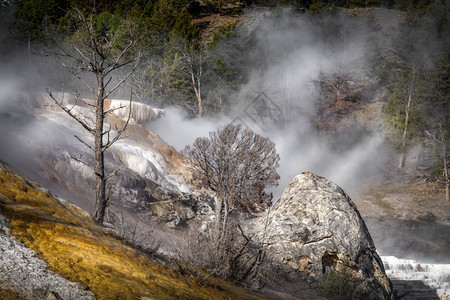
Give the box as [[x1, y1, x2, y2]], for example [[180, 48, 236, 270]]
[[1, 6, 449, 270], [150, 8, 386, 199], [0, 7, 428, 202]]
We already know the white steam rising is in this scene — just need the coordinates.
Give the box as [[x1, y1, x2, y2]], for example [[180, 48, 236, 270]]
[[151, 8, 385, 199], [148, 106, 231, 150]]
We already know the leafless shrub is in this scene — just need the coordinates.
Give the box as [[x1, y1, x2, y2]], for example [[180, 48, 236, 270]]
[[171, 227, 225, 277], [109, 212, 163, 258], [183, 123, 280, 246], [170, 218, 275, 290]]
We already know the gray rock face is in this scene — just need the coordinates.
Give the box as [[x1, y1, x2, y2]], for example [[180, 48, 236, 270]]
[[0, 214, 95, 300], [253, 171, 393, 299]]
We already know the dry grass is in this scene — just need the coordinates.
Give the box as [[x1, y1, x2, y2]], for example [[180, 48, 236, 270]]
[[356, 181, 449, 222], [358, 187, 394, 212], [0, 164, 266, 300], [0, 287, 27, 300]]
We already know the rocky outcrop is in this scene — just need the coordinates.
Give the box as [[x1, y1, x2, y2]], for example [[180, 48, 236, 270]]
[[36, 93, 165, 124], [105, 100, 164, 124], [252, 171, 393, 299], [2, 92, 189, 214]]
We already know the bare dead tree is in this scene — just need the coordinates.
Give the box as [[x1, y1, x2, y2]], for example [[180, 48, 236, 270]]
[[43, 7, 141, 223], [179, 41, 205, 118], [398, 65, 418, 169], [183, 123, 280, 244]]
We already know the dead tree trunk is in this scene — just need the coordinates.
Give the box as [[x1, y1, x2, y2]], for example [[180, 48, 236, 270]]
[[221, 198, 229, 241], [181, 42, 204, 118], [94, 77, 107, 222], [443, 140, 449, 201], [214, 195, 224, 243], [44, 7, 140, 224], [398, 66, 417, 169], [191, 69, 203, 118], [398, 92, 412, 169], [438, 123, 449, 201]]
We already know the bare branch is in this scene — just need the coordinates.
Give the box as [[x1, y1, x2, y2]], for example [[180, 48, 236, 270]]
[[103, 123, 112, 136], [425, 130, 441, 143], [104, 50, 141, 99], [103, 93, 133, 152], [70, 154, 94, 171], [74, 135, 94, 151], [53, 56, 96, 95], [47, 89, 95, 134], [73, 46, 93, 67], [237, 224, 251, 243], [105, 40, 134, 75], [104, 104, 128, 116], [105, 167, 121, 182], [82, 99, 97, 108], [104, 76, 112, 89]]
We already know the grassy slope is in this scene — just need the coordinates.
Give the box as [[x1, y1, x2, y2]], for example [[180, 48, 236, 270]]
[[0, 163, 265, 300]]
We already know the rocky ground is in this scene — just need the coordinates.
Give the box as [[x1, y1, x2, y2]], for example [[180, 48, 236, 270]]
[[354, 181, 450, 263], [0, 163, 267, 300], [366, 217, 450, 263], [0, 216, 94, 300]]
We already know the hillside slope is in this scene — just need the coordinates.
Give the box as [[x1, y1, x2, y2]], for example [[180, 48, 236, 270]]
[[0, 162, 266, 300]]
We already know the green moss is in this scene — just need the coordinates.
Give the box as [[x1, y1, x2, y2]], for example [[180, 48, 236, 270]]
[[0, 164, 266, 300]]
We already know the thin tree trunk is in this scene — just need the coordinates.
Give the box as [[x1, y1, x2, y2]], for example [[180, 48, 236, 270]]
[[191, 68, 202, 118], [197, 92, 202, 118], [215, 196, 223, 244], [446, 180, 449, 202], [398, 66, 416, 169], [398, 92, 411, 169], [221, 199, 229, 241], [184, 43, 203, 118], [94, 75, 107, 223], [442, 135, 449, 201]]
